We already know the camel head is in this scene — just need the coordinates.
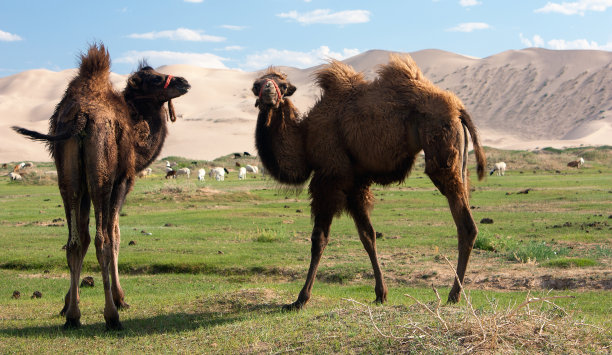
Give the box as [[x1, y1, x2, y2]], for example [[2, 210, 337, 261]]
[[252, 70, 296, 109], [125, 63, 191, 122]]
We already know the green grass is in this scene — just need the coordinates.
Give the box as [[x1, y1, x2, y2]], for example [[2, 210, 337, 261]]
[[1, 148, 611, 353], [542, 257, 599, 268]]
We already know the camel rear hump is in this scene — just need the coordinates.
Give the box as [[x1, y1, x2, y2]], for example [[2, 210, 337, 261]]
[[77, 43, 112, 82]]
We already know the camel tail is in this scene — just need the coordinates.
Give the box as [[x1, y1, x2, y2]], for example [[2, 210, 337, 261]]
[[11, 126, 73, 142], [459, 109, 486, 181], [12, 111, 88, 143], [78, 43, 111, 80]]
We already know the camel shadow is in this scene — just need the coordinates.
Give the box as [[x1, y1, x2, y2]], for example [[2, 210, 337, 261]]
[[0, 302, 284, 338]]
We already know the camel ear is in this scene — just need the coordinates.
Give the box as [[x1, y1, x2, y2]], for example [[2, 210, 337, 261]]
[[128, 75, 141, 88], [285, 84, 296, 97]]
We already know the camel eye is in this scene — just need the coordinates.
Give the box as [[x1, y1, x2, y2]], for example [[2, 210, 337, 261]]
[[279, 83, 287, 90], [152, 76, 163, 84], [253, 83, 261, 91]]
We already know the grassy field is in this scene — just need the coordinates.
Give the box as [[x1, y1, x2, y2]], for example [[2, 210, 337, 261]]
[[1, 147, 610, 353]]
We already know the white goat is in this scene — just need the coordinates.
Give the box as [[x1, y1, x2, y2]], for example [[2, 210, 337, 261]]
[[176, 167, 191, 178], [9, 172, 22, 180], [489, 162, 507, 176], [238, 167, 247, 180], [210, 167, 227, 181], [198, 168, 206, 181], [137, 167, 152, 178], [245, 165, 258, 174]]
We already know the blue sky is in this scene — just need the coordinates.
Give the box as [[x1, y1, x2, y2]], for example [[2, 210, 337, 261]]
[[1, 0, 611, 76]]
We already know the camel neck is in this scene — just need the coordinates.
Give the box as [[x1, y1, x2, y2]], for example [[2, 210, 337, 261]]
[[254, 101, 312, 185]]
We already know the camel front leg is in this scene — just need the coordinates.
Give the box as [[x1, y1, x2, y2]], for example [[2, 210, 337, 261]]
[[284, 213, 333, 311], [424, 150, 478, 303], [446, 192, 478, 303], [347, 185, 387, 304]]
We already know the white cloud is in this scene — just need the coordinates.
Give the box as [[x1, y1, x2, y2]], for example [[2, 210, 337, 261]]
[[447, 22, 490, 32], [242, 46, 360, 70], [220, 45, 245, 51], [460, 0, 481, 6], [535, 0, 612, 15], [548, 38, 612, 50], [0, 29, 22, 42], [184, 0, 203, 3], [519, 33, 612, 50], [127, 28, 225, 42], [220, 25, 246, 31], [116, 50, 228, 69], [519, 33, 545, 47], [277, 9, 371, 25]]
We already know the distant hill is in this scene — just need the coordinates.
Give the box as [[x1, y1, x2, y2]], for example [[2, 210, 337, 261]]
[[1, 48, 611, 162]]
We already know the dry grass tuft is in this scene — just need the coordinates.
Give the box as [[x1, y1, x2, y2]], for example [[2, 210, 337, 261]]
[[344, 256, 608, 353]]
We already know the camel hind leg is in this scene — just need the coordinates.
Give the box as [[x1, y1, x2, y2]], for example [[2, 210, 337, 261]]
[[56, 141, 92, 329], [422, 129, 478, 303], [108, 177, 134, 310], [347, 183, 387, 304]]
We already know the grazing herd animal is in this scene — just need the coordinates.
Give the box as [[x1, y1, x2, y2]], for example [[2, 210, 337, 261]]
[[176, 167, 191, 178], [567, 157, 584, 168], [198, 168, 206, 181], [252, 54, 486, 308], [238, 167, 247, 180], [489, 161, 507, 176], [12, 43, 190, 329], [137, 168, 153, 178], [209, 167, 229, 181]]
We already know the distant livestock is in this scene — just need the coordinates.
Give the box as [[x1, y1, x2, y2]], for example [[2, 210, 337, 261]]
[[238, 167, 247, 180], [165, 170, 177, 179], [176, 167, 190, 178], [567, 157, 584, 168], [198, 168, 206, 181], [137, 168, 152, 178], [489, 162, 506, 176], [13, 162, 25, 172], [209, 167, 228, 181], [9, 172, 22, 180], [245, 165, 258, 174]]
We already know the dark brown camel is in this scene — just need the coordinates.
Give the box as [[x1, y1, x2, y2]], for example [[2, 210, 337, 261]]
[[252, 54, 486, 310], [12, 43, 190, 329]]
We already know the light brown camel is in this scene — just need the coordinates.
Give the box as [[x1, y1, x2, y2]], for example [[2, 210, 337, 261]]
[[252, 54, 486, 310], [12, 43, 190, 329]]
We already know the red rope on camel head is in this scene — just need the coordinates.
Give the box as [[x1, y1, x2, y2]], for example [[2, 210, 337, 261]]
[[164, 75, 173, 89], [258, 78, 282, 103]]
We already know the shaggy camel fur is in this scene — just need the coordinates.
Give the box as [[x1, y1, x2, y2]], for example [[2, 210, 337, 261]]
[[12, 44, 190, 329], [252, 54, 486, 310]]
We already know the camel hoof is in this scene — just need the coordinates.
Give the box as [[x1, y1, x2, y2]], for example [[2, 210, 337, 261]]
[[116, 300, 130, 310], [63, 318, 81, 329], [105, 318, 123, 331], [374, 296, 386, 305], [282, 301, 304, 312], [447, 293, 460, 304]]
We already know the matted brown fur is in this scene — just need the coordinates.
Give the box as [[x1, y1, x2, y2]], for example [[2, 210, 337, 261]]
[[252, 54, 486, 310], [12, 43, 190, 330]]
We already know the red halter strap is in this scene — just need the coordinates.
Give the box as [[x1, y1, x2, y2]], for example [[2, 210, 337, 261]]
[[258, 78, 282, 102], [164, 75, 173, 89]]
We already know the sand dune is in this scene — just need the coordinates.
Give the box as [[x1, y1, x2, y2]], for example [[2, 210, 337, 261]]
[[1, 48, 610, 163]]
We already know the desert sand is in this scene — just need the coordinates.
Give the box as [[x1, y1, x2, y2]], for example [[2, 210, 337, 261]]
[[1, 48, 610, 163]]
